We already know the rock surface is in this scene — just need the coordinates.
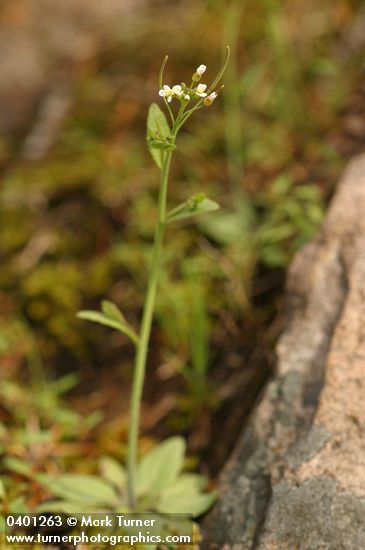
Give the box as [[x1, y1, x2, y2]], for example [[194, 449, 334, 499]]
[[202, 154, 365, 550]]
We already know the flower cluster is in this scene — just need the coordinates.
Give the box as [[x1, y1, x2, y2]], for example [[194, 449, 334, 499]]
[[159, 64, 220, 107]]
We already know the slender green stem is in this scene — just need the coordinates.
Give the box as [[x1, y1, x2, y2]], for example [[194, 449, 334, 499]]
[[126, 50, 230, 510], [127, 148, 173, 509]]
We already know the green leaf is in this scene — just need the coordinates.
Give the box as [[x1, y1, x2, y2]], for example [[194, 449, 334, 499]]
[[294, 185, 321, 201], [161, 473, 208, 496], [85, 410, 104, 428], [8, 496, 28, 514], [157, 489, 217, 517], [77, 308, 139, 345], [271, 175, 293, 196], [137, 437, 185, 497], [4, 457, 33, 478], [77, 310, 124, 330], [167, 193, 219, 223], [101, 300, 126, 324], [52, 373, 79, 394], [99, 457, 126, 492], [148, 140, 176, 152], [258, 223, 295, 243], [147, 103, 171, 169], [147, 103, 170, 138], [39, 474, 119, 507]]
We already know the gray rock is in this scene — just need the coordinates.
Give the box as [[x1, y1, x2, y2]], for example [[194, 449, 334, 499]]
[[202, 154, 365, 550]]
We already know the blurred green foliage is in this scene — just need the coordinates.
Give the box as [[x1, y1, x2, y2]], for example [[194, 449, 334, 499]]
[[0, 0, 362, 410]]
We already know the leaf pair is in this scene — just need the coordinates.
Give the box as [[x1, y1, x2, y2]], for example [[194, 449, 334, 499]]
[[77, 300, 139, 346], [167, 192, 219, 223]]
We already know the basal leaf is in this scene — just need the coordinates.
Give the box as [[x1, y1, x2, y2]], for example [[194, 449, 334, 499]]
[[39, 474, 119, 507], [156, 489, 217, 517], [99, 456, 126, 492], [8, 497, 28, 514], [160, 473, 208, 497], [137, 436, 185, 497]]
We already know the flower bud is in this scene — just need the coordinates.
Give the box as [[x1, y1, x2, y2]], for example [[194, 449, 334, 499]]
[[192, 64, 207, 82]]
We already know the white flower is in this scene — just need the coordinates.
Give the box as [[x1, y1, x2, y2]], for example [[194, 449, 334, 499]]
[[184, 94, 191, 100], [196, 83, 207, 97], [159, 84, 174, 102], [159, 84, 185, 102], [204, 91, 218, 106], [196, 64, 207, 76], [172, 84, 183, 97]]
